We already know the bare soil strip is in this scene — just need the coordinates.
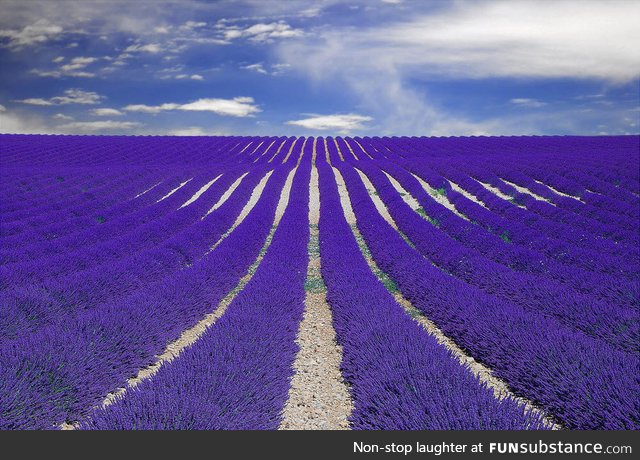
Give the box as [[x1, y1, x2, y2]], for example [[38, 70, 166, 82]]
[[283, 137, 306, 164], [324, 137, 332, 165], [342, 139, 359, 161], [409, 172, 471, 220], [501, 178, 555, 205], [179, 174, 223, 209], [280, 159, 353, 430], [202, 172, 248, 219], [534, 179, 585, 202], [445, 179, 490, 212], [352, 138, 373, 159], [255, 138, 283, 163], [134, 181, 162, 198], [332, 138, 345, 162], [271, 137, 294, 163], [251, 139, 275, 162], [353, 168, 399, 230], [332, 167, 561, 430], [156, 178, 192, 203], [208, 170, 275, 253], [476, 179, 525, 207], [61, 168, 299, 430]]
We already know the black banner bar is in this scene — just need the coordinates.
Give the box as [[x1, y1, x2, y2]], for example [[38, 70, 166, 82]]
[[1, 430, 637, 459]]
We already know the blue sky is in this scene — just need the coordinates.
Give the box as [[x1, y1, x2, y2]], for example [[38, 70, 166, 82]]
[[0, 0, 638, 136]]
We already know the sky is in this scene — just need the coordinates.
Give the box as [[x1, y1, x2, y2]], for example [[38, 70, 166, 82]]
[[0, 0, 639, 136]]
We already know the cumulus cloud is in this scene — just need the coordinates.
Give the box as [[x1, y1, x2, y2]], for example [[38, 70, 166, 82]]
[[16, 89, 103, 105], [286, 114, 373, 132], [123, 97, 260, 117], [217, 20, 303, 43], [510, 98, 547, 108], [0, 19, 62, 48], [91, 108, 123, 116], [0, 104, 6, 112], [59, 120, 142, 131]]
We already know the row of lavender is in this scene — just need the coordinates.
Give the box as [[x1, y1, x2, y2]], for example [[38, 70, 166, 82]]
[[0, 134, 638, 430]]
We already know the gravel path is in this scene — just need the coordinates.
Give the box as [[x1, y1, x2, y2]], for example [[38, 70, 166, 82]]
[[501, 178, 555, 205], [280, 153, 353, 430]]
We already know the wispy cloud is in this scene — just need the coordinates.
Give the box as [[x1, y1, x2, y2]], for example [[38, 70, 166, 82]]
[[0, 19, 62, 48], [91, 108, 123, 116], [123, 96, 260, 117], [278, 0, 640, 134], [15, 89, 104, 106], [32, 56, 98, 78], [510, 98, 547, 108], [217, 20, 303, 43], [52, 113, 73, 120], [242, 62, 289, 76], [175, 73, 204, 81], [123, 43, 163, 53], [59, 120, 141, 131], [286, 114, 373, 132], [242, 63, 268, 74]]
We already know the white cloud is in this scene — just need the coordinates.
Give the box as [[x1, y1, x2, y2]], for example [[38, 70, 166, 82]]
[[15, 89, 103, 106], [175, 73, 204, 80], [510, 98, 547, 108], [91, 108, 123, 116], [15, 98, 53, 106], [381, 0, 403, 3], [286, 114, 373, 132], [51, 89, 103, 105], [298, 7, 320, 18], [31, 69, 96, 78], [169, 126, 206, 136], [60, 57, 96, 72], [124, 43, 162, 53], [180, 21, 206, 30], [123, 97, 260, 117], [0, 110, 55, 134], [0, 104, 6, 112], [218, 21, 303, 43], [32, 56, 98, 78], [242, 62, 289, 76], [122, 103, 180, 114], [52, 56, 64, 63], [59, 120, 141, 131], [280, 0, 640, 83], [53, 113, 73, 120], [243, 63, 268, 74], [0, 19, 62, 48], [277, 0, 640, 135]]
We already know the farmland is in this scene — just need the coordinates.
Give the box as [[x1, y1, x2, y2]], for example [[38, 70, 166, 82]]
[[0, 134, 638, 430]]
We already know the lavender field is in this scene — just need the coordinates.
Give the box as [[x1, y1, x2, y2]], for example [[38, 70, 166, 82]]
[[0, 134, 638, 430]]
